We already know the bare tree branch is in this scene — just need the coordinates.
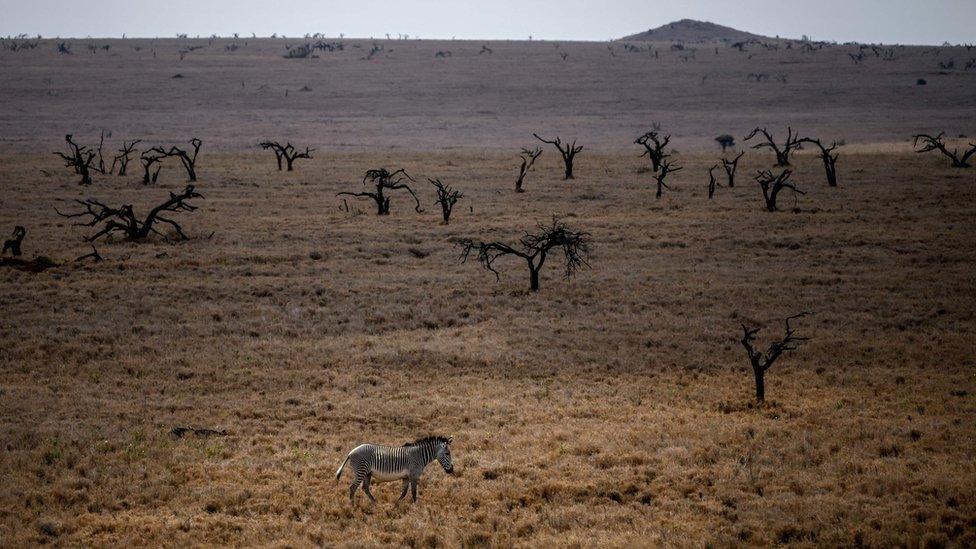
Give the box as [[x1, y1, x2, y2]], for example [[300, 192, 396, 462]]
[[534, 134, 583, 180], [740, 312, 811, 402], [337, 168, 423, 215], [55, 185, 204, 242], [458, 217, 590, 291]]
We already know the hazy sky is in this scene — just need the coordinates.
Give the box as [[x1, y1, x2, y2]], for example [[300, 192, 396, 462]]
[[1, 0, 973, 45]]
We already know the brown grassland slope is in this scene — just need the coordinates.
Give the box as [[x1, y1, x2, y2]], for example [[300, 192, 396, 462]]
[[1, 37, 975, 547]]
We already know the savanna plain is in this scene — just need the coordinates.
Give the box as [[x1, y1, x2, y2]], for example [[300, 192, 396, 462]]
[[0, 35, 975, 547]]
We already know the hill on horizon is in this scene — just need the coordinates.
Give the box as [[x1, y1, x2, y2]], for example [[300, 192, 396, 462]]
[[620, 19, 773, 43]]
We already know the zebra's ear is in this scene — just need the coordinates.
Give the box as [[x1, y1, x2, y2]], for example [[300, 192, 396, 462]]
[[447, 437, 453, 444]]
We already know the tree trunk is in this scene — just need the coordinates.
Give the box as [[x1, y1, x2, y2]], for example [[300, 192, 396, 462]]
[[563, 159, 574, 180], [824, 158, 837, 187], [286, 157, 294, 171], [529, 266, 540, 291], [753, 367, 765, 402]]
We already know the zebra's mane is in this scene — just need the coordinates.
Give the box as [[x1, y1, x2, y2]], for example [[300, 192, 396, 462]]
[[403, 435, 449, 447]]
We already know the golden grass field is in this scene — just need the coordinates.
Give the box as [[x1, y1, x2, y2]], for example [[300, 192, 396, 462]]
[[1, 36, 975, 547]]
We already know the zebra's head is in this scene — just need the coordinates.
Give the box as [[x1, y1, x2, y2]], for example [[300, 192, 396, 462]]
[[436, 437, 454, 474]]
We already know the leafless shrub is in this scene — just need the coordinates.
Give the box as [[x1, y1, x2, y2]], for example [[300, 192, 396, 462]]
[[55, 185, 204, 242], [653, 159, 683, 199], [148, 138, 202, 181], [722, 152, 745, 188], [740, 313, 810, 402], [745, 127, 801, 166], [755, 169, 804, 212], [458, 218, 590, 292], [337, 169, 422, 215], [515, 147, 543, 193], [140, 150, 165, 185], [799, 138, 840, 186], [635, 130, 671, 173], [260, 141, 315, 171], [111, 140, 142, 177], [707, 165, 719, 199], [534, 134, 582, 180], [54, 134, 106, 185], [912, 133, 976, 168], [429, 178, 462, 224]]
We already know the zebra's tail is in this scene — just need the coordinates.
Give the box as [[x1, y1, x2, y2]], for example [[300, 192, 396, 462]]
[[335, 453, 350, 482]]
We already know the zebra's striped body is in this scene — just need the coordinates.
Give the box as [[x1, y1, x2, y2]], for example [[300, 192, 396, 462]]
[[336, 436, 454, 503]]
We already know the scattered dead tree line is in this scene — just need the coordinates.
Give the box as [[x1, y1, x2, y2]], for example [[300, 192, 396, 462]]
[[148, 138, 202, 181], [429, 178, 462, 224], [741, 313, 810, 402], [755, 169, 804, 212], [515, 147, 543, 192], [111, 139, 142, 176], [458, 217, 590, 292], [534, 134, 582, 180], [54, 134, 106, 185], [707, 165, 719, 199], [337, 168, 422, 215], [799, 138, 840, 186], [140, 150, 165, 184], [2, 226, 26, 256], [721, 152, 745, 188], [635, 131, 671, 173], [55, 185, 204, 242], [912, 133, 976, 168], [260, 141, 315, 171], [745, 127, 802, 167], [654, 159, 683, 199]]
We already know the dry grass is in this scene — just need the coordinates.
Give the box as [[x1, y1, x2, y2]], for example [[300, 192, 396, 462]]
[[1, 146, 974, 546]]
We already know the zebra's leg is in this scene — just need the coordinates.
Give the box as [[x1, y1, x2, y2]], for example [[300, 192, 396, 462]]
[[397, 479, 409, 502], [348, 477, 361, 503], [362, 474, 377, 503], [410, 479, 418, 503]]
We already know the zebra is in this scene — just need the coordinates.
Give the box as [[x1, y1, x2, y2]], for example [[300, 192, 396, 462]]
[[335, 435, 454, 503]]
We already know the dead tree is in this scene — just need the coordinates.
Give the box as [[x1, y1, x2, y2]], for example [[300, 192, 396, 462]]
[[755, 169, 804, 212], [54, 134, 105, 185], [635, 131, 671, 172], [515, 147, 543, 192], [741, 313, 810, 402], [55, 185, 204, 242], [337, 168, 422, 215], [654, 159, 683, 199], [745, 127, 801, 166], [149, 138, 202, 181], [458, 217, 590, 292], [429, 178, 462, 224], [534, 134, 582, 180], [912, 133, 976, 168], [722, 151, 745, 188], [715, 134, 735, 153], [799, 138, 839, 186], [707, 165, 719, 199], [140, 150, 164, 184], [2, 226, 26, 256], [260, 141, 315, 171], [111, 139, 142, 176]]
